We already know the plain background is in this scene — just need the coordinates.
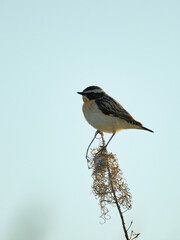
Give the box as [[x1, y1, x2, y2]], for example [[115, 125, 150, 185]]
[[0, 0, 180, 239]]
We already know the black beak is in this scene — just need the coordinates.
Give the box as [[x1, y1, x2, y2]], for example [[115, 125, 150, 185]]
[[77, 92, 84, 95]]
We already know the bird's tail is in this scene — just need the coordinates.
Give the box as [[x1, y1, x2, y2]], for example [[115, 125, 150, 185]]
[[141, 126, 154, 133]]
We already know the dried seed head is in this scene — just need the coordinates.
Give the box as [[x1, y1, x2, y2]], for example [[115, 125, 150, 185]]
[[88, 148, 132, 222]]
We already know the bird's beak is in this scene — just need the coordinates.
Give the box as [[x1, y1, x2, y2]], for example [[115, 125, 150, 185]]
[[77, 92, 84, 95]]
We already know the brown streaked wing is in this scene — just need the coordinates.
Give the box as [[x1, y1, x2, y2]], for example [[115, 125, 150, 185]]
[[95, 95, 142, 127]]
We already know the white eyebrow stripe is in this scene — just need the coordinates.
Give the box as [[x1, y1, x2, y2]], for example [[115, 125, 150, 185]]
[[84, 89, 103, 94]]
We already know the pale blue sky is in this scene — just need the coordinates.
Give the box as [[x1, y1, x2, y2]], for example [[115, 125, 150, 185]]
[[0, 0, 180, 239]]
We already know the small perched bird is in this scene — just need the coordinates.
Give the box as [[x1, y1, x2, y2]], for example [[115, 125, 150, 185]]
[[78, 86, 153, 147]]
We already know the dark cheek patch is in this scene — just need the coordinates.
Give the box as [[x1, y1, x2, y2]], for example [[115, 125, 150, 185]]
[[87, 92, 104, 100]]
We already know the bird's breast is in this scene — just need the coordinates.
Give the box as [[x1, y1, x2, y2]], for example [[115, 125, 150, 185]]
[[82, 100, 125, 133]]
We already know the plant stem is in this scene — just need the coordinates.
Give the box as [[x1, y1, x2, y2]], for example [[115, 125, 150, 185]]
[[101, 133, 129, 240]]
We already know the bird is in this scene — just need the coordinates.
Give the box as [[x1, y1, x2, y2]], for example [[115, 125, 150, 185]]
[[77, 86, 153, 148]]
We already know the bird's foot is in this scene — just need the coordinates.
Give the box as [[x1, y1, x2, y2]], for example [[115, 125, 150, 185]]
[[95, 145, 107, 157], [100, 146, 106, 152]]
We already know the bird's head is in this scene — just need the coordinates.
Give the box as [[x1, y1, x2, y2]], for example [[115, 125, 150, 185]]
[[77, 86, 105, 101]]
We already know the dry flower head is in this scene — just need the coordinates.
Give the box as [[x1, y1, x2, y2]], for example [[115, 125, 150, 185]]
[[87, 145, 132, 223]]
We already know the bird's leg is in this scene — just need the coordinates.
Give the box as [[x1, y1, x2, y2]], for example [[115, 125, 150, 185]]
[[104, 133, 116, 149], [96, 133, 116, 155], [86, 130, 100, 159], [99, 131, 105, 146]]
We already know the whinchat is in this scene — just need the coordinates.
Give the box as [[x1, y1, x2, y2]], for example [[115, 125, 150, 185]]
[[78, 86, 153, 146]]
